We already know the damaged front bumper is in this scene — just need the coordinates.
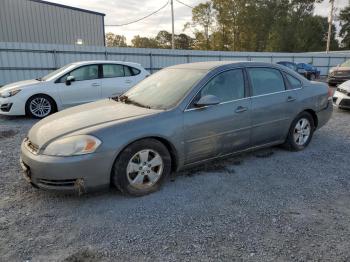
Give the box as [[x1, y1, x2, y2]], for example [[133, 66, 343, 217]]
[[20, 141, 115, 193]]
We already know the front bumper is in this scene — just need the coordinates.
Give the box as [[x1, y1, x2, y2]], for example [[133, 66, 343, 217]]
[[0, 97, 26, 115], [20, 141, 116, 192], [333, 90, 350, 109]]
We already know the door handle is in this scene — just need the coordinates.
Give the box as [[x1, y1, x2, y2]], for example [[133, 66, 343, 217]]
[[125, 80, 132, 84], [91, 83, 100, 87], [235, 106, 248, 113], [287, 96, 296, 102]]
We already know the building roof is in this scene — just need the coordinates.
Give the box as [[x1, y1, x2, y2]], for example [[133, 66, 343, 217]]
[[29, 0, 105, 16]]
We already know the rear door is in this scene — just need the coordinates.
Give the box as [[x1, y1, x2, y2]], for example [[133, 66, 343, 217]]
[[57, 64, 101, 108], [247, 67, 293, 146], [101, 64, 129, 98], [184, 69, 251, 164]]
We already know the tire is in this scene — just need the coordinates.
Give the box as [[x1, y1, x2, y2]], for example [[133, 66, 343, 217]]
[[283, 112, 315, 151], [112, 139, 171, 196], [310, 73, 316, 81], [25, 94, 56, 119]]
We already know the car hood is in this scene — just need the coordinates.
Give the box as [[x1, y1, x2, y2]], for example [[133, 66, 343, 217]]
[[333, 66, 350, 72], [28, 99, 161, 148], [0, 79, 41, 92], [338, 80, 350, 91]]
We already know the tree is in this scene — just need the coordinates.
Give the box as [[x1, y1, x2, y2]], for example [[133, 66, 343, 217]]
[[339, 5, 350, 49], [184, 2, 214, 49], [131, 35, 159, 48], [105, 33, 127, 47], [155, 30, 172, 48], [175, 33, 193, 49]]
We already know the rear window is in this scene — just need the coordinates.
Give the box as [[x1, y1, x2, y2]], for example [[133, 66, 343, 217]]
[[285, 73, 302, 89]]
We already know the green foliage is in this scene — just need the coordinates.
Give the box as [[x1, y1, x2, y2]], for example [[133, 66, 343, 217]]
[[339, 5, 350, 49], [105, 33, 127, 47], [186, 0, 339, 52]]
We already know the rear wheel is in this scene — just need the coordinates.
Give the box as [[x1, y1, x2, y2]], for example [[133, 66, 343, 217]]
[[283, 112, 315, 151], [112, 139, 171, 196], [25, 94, 56, 118]]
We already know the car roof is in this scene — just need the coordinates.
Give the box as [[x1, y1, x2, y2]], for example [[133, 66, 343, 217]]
[[167, 61, 286, 71], [71, 60, 142, 67]]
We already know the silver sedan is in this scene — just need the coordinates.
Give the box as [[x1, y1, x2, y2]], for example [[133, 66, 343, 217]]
[[20, 61, 333, 196]]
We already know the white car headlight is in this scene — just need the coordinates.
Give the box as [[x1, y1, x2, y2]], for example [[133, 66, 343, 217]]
[[43, 135, 101, 156], [0, 89, 21, 98]]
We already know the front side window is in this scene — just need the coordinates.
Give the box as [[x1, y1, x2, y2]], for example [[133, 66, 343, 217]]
[[199, 69, 245, 103], [285, 73, 302, 89], [103, 64, 124, 78], [247, 68, 286, 96], [64, 65, 99, 82]]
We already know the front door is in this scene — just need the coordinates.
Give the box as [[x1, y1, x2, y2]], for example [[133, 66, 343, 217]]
[[57, 64, 101, 108], [184, 69, 251, 164]]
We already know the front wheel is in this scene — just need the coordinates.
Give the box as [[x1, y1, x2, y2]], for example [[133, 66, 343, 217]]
[[112, 139, 171, 196], [283, 112, 315, 151], [25, 95, 56, 118]]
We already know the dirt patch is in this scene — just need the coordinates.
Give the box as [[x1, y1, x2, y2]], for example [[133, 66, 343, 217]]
[[0, 129, 17, 139]]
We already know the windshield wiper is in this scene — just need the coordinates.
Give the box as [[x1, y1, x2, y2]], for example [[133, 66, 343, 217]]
[[36, 77, 43, 81]]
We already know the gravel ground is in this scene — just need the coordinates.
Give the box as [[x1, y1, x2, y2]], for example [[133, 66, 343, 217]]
[[1, 107, 350, 261]]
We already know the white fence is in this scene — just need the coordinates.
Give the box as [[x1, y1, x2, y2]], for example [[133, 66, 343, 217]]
[[0, 41, 349, 86]]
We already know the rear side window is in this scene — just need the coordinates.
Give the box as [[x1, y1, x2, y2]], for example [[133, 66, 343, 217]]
[[285, 74, 302, 89], [103, 64, 124, 78], [102, 64, 141, 78], [247, 68, 286, 96], [124, 66, 133, 76], [199, 69, 245, 103], [130, 67, 141, 75]]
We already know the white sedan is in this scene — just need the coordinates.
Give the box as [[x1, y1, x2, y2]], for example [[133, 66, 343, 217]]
[[333, 80, 350, 109], [0, 61, 149, 118]]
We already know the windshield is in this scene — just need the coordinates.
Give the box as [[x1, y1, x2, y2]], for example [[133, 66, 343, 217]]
[[122, 68, 207, 110], [40, 64, 75, 81], [341, 60, 350, 67]]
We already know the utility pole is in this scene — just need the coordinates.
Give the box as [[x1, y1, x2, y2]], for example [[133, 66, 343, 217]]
[[171, 0, 175, 49], [326, 0, 335, 53]]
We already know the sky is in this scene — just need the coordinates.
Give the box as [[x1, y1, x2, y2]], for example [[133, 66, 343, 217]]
[[46, 0, 348, 43]]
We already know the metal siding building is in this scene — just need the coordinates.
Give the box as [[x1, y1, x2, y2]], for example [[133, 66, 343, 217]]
[[0, 0, 105, 46]]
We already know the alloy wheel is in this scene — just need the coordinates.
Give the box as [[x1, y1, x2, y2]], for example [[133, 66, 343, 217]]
[[293, 118, 311, 146], [126, 149, 164, 190], [29, 97, 52, 118]]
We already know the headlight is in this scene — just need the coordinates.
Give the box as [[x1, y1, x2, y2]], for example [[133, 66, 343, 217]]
[[0, 89, 21, 98], [42, 135, 101, 156]]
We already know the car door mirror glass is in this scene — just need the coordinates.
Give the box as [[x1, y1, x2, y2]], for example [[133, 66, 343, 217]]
[[195, 95, 220, 108], [65, 75, 75, 85]]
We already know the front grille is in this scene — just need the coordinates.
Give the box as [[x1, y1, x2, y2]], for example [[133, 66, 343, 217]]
[[38, 178, 77, 187], [339, 99, 350, 107], [337, 88, 350, 96], [25, 139, 39, 154]]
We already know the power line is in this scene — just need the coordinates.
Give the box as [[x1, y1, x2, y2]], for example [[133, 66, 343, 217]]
[[105, 1, 169, 27], [175, 0, 194, 9]]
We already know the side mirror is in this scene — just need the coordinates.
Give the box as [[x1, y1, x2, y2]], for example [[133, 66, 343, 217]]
[[195, 95, 220, 108], [65, 75, 75, 86]]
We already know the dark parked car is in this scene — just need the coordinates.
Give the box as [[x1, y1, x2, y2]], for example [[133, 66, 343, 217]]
[[277, 61, 307, 78], [297, 63, 320, 81], [328, 60, 350, 86], [20, 61, 332, 196]]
